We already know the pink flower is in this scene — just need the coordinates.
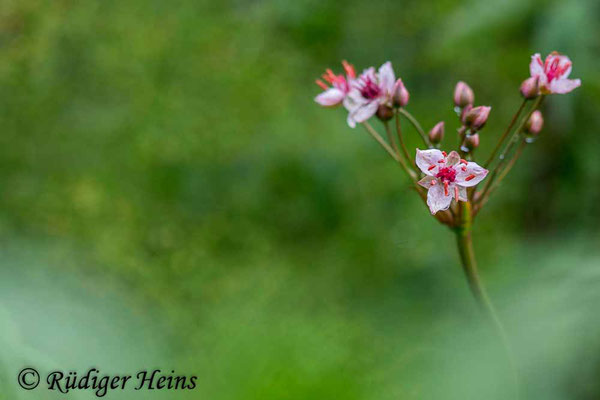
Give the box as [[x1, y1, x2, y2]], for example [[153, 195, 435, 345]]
[[314, 60, 356, 107], [416, 149, 488, 214], [343, 61, 397, 128], [529, 52, 581, 95]]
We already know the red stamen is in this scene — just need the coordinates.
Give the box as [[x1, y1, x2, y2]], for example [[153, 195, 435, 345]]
[[465, 174, 476, 181], [315, 79, 329, 90], [460, 159, 468, 165], [454, 186, 459, 201], [461, 166, 467, 172], [442, 151, 447, 157], [428, 165, 436, 171], [322, 72, 335, 84], [342, 60, 356, 79], [438, 159, 445, 163], [444, 181, 449, 196]]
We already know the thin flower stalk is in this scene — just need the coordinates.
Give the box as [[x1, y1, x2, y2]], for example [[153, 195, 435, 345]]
[[398, 108, 432, 148]]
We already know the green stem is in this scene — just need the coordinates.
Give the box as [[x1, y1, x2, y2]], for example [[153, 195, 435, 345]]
[[484, 99, 528, 168], [398, 108, 432, 148], [395, 111, 414, 165], [476, 95, 544, 208], [455, 202, 519, 398]]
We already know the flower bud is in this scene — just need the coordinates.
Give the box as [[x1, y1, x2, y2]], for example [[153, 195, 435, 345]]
[[428, 121, 445, 144], [392, 79, 409, 107], [520, 77, 540, 99], [453, 81, 474, 108], [460, 104, 472, 124], [525, 110, 543, 135], [464, 106, 491, 131], [376, 104, 394, 122], [464, 133, 480, 151]]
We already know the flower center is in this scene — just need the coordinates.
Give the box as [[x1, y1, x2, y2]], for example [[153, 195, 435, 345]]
[[359, 77, 381, 100], [436, 166, 456, 183], [545, 57, 571, 83]]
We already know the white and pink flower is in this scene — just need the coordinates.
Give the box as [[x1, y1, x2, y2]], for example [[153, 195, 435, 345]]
[[529, 52, 581, 95], [343, 61, 397, 128], [416, 149, 488, 214], [314, 61, 356, 107]]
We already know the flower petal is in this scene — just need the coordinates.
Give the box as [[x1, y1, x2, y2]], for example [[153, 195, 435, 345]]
[[415, 149, 444, 175], [378, 61, 396, 95], [529, 53, 544, 77], [347, 101, 378, 127], [315, 88, 345, 107], [457, 185, 468, 202], [446, 151, 460, 166], [455, 161, 488, 187], [418, 175, 437, 189], [427, 184, 453, 214], [549, 78, 581, 94]]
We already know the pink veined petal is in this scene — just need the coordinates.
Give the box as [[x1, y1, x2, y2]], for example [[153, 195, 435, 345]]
[[446, 151, 461, 166], [549, 78, 581, 94], [549, 54, 573, 78], [455, 162, 488, 187], [314, 88, 345, 107], [378, 61, 396, 95], [427, 184, 453, 214], [418, 175, 437, 189], [529, 53, 544, 78], [415, 149, 445, 176], [348, 101, 379, 126]]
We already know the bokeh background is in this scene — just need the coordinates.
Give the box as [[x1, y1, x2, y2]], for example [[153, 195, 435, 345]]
[[0, 0, 599, 399]]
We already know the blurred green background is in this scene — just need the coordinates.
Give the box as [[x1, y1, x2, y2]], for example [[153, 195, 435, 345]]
[[0, 0, 599, 399]]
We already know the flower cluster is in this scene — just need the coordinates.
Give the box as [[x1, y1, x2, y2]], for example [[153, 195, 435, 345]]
[[314, 52, 580, 221]]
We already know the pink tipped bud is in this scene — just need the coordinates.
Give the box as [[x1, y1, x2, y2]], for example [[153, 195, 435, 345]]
[[376, 104, 394, 122], [392, 79, 410, 107], [464, 133, 480, 151], [520, 77, 540, 99], [453, 81, 474, 108], [464, 106, 491, 131], [428, 121, 445, 144], [525, 110, 544, 135]]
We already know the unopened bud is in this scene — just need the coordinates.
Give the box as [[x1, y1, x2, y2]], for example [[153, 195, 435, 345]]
[[520, 77, 540, 99], [428, 122, 445, 144], [460, 104, 472, 124], [392, 79, 410, 107], [464, 106, 491, 131], [453, 81, 474, 108], [525, 110, 543, 135], [376, 104, 394, 122], [464, 133, 480, 151]]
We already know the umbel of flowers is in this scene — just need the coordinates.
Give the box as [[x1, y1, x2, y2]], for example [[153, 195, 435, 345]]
[[314, 51, 580, 391]]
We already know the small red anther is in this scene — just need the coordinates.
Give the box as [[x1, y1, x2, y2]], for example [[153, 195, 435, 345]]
[[430, 180, 437, 185], [315, 79, 329, 90], [454, 186, 459, 201], [465, 174, 476, 181], [438, 159, 445, 163], [322, 72, 335, 84], [428, 165, 436, 171], [461, 166, 467, 172], [442, 151, 447, 157], [444, 181, 449, 196], [342, 60, 356, 79], [460, 159, 468, 165]]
